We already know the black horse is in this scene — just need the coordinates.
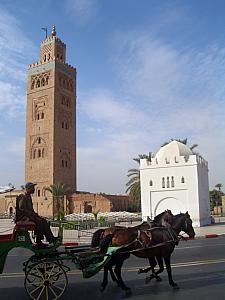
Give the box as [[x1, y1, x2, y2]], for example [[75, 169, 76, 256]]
[[94, 212, 195, 293]]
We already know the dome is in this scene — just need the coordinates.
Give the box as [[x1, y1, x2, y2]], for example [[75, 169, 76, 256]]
[[155, 140, 193, 163]]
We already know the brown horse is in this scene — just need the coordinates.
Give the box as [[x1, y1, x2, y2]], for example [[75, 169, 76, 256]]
[[91, 210, 174, 290], [92, 210, 173, 247], [96, 212, 195, 293]]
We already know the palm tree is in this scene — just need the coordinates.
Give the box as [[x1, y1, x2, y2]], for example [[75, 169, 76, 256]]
[[45, 183, 71, 220], [215, 183, 223, 192], [126, 153, 153, 212], [215, 183, 223, 214]]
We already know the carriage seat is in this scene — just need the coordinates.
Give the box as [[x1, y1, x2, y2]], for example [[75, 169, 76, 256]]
[[15, 220, 36, 231], [0, 221, 36, 243], [0, 233, 14, 242]]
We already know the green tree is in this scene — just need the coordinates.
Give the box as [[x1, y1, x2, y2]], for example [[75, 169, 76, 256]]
[[215, 183, 223, 192], [45, 183, 71, 220], [210, 186, 224, 214], [126, 153, 152, 212]]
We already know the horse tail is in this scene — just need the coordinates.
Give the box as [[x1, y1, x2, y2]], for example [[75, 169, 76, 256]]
[[91, 228, 105, 247]]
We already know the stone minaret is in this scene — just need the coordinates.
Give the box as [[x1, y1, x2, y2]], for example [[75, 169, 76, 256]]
[[25, 26, 76, 216]]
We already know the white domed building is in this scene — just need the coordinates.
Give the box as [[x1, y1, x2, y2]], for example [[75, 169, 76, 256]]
[[140, 141, 210, 227]]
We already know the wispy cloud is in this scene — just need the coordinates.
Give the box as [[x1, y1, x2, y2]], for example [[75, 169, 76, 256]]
[[78, 30, 225, 192], [0, 6, 37, 118], [81, 89, 148, 130], [65, 0, 98, 25]]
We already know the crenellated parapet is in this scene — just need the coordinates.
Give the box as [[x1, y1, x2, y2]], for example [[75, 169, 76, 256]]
[[140, 154, 208, 169]]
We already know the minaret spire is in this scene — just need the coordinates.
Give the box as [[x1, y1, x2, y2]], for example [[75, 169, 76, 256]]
[[51, 25, 56, 37]]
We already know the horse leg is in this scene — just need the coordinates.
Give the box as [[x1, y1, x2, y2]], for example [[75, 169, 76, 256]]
[[164, 255, 179, 289], [138, 256, 157, 274], [109, 266, 119, 285], [114, 259, 131, 294], [153, 255, 164, 281], [144, 257, 159, 284], [100, 264, 110, 292]]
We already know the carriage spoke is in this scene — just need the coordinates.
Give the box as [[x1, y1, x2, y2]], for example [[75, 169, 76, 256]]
[[49, 286, 58, 298], [51, 284, 64, 291], [45, 286, 49, 300], [29, 284, 43, 295], [36, 286, 45, 300], [46, 264, 56, 280]]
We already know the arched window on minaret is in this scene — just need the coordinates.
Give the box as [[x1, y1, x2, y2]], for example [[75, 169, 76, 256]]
[[46, 76, 49, 85], [181, 176, 185, 183], [162, 177, 165, 188], [31, 81, 35, 90], [41, 112, 44, 119], [171, 176, 175, 187], [33, 149, 36, 159], [36, 79, 40, 88], [42, 148, 45, 157], [38, 149, 41, 158], [167, 177, 170, 188], [41, 78, 45, 87], [69, 81, 73, 91]]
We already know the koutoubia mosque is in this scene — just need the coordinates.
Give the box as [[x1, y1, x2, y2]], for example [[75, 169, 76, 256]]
[[0, 27, 130, 217]]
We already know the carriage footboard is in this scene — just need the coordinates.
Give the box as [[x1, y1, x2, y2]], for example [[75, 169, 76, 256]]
[[73, 246, 122, 278]]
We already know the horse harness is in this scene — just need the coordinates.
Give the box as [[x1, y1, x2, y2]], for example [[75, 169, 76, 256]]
[[111, 227, 180, 255]]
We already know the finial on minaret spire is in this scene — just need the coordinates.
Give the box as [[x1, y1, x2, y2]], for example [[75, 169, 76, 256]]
[[51, 25, 56, 37]]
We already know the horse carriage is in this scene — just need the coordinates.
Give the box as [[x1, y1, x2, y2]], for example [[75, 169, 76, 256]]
[[0, 211, 195, 299], [0, 220, 122, 300]]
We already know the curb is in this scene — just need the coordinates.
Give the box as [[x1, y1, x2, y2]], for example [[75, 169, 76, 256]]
[[205, 234, 219, 238]]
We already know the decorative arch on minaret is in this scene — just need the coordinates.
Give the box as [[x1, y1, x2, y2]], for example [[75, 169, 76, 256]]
[[60, 151, 71, 169], [31, 136, 48, 159]]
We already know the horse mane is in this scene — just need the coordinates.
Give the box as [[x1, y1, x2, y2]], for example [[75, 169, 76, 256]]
[[91, 228, 105, 247]]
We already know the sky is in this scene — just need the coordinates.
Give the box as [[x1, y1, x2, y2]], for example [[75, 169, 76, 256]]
[[0, 0, 225, 193]]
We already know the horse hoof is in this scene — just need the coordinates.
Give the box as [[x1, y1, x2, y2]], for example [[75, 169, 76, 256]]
[[172, 284, 180, 290], [156, 276, 162, 282], [145, 277, 151, 284], [124, 288, 132, 297]]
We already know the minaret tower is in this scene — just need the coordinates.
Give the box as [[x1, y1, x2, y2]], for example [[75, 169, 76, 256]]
[[25, 26, 76, 216]]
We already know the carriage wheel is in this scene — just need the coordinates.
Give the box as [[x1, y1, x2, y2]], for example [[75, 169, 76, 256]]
[[24, 261, 68, 300]]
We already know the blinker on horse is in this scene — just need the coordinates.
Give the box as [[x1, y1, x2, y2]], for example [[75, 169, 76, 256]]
[[92, 211, 195, 293]]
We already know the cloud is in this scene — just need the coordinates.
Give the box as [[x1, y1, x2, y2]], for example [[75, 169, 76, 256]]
[[77, 30, 225, 192], [65, 0, 98, 25], [0, 6, 37, 118], [81, 89, 148, 130]]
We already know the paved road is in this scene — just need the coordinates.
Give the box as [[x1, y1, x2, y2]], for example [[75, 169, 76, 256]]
[[1, 237, 225, 299]]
